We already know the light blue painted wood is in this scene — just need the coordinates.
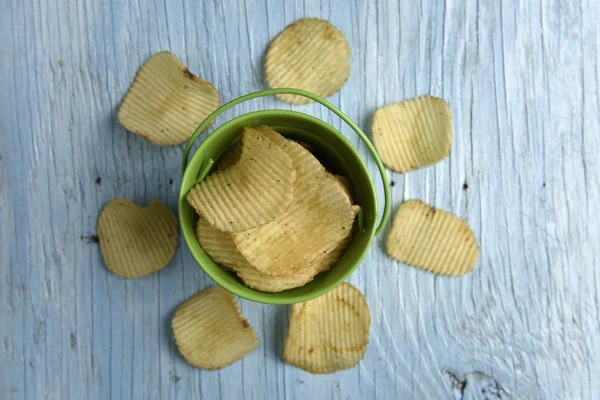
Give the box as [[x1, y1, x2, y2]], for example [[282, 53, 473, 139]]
[[1, 0, 599, 399]]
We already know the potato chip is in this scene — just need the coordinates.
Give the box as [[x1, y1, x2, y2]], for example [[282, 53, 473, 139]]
[[96, 199, 178, 279], [332, 174, 352, 198], [372, 95, 452, 172], [316, 224, 354, 273], [386, 200, 479, 276], [316, 235, 350, 273], [237, 264, 316, 292], [265, 18, 351, 105], [251, 125, 296, 150], [196, 218, 317, 292], [283, 283, 370, 374], [315, 180, 358, 273], [290, 139, 315, 153], [172, 287, 258, 369], [186, 129, 296, 232], [233, 128, 355, 276], [196, 211, 355, 290], [117, 51, 220, 146], [217, 143, 242, 171], [195, 218, 248, 268]]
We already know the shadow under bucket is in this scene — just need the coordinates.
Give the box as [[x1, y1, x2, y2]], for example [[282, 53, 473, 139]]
[[179, 89, 390, 304]]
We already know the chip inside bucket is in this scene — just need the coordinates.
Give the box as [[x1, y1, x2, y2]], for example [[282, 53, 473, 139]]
[[186, 128, 297, 232], [232, 128, 356, 277]]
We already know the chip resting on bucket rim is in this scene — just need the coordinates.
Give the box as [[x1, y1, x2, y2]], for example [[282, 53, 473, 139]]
[[96, 199, 178, 279], [283, 283, 370, 374], [232, 127, 355, 276], [117, 51, 220, 146], [172, 287, 258, 369], [386, 200, 479, 276], [265, 18, 351, 104], [186, 129, 297, 232], [372, 95, 452, 173]]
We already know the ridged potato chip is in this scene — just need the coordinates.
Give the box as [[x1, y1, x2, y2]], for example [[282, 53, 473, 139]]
[[196, 218, 317, 292], [386, 200, 479, 276], [265, 18, 351, 104], [372, 95, 452, 172], [217, 144, 242, 171], [96, 199, 178, 279], [117, 51, 220, 146], [333, 174, 352, 198], [237, 260, 316, 292], [316, 205, 359, 274], [315, 228, 353, 274], [316, 177, 359, 273], [291, 139, 315, 153], [172, 287, 258, 369], [195, 218, 248, 269], [283, 283, 370, 374], [233, 128, 355, 276], [186, 129, 296, 232]]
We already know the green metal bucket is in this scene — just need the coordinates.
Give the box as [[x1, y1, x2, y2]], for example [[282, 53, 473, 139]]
[[179, 88, 390, 304]]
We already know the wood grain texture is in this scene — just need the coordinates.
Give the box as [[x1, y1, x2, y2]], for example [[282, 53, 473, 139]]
[[1, 0, 598, 399]]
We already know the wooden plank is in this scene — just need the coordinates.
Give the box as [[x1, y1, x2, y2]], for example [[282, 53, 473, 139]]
[[1, 0, 598, 399]]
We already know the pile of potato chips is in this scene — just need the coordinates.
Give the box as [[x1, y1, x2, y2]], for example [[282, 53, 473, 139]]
[[188, 125, 360, 292], [92, 15, 481, 375]]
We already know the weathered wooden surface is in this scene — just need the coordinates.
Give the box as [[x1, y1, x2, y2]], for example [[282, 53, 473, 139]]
[[1, 0, 599, 399]]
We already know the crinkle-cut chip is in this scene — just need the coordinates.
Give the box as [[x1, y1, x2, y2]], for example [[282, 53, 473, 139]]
[[236, 265, 315, 293], [386, 200, 479, 276], [291, 139, 315, 153], [332, 174, 352, 199], [196, 180, 358, 284], [283, 283, 370, 374], [254, 126, 332, 180], [217, 124, 295, 172], [265, 18, 351, 105], [233, 133, 354, 276], [117, 51, 220, 146], [195, 218, 248, 268], [315, 180, 359, 274], [316, 221, 355, 274], [372, 95, 452, 173], [186, 130, 296, 232], [96, 199, 178, 279], [327, 174, 358, 215], [195, 218, 317, 292], [217, 144, 243, 171], [172, 287, 258, 369]]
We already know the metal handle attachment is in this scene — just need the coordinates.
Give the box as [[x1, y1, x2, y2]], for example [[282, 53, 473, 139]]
[[182, 88, 390, 236]]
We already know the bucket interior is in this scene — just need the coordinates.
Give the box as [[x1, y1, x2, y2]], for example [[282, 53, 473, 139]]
[[179, 110, 378, 304]]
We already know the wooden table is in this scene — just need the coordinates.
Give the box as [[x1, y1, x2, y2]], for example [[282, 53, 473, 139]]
[[1, 0, 598, 399]]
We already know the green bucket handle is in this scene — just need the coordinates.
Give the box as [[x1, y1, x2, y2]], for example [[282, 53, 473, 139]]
[[182, 88, 391, 236]]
